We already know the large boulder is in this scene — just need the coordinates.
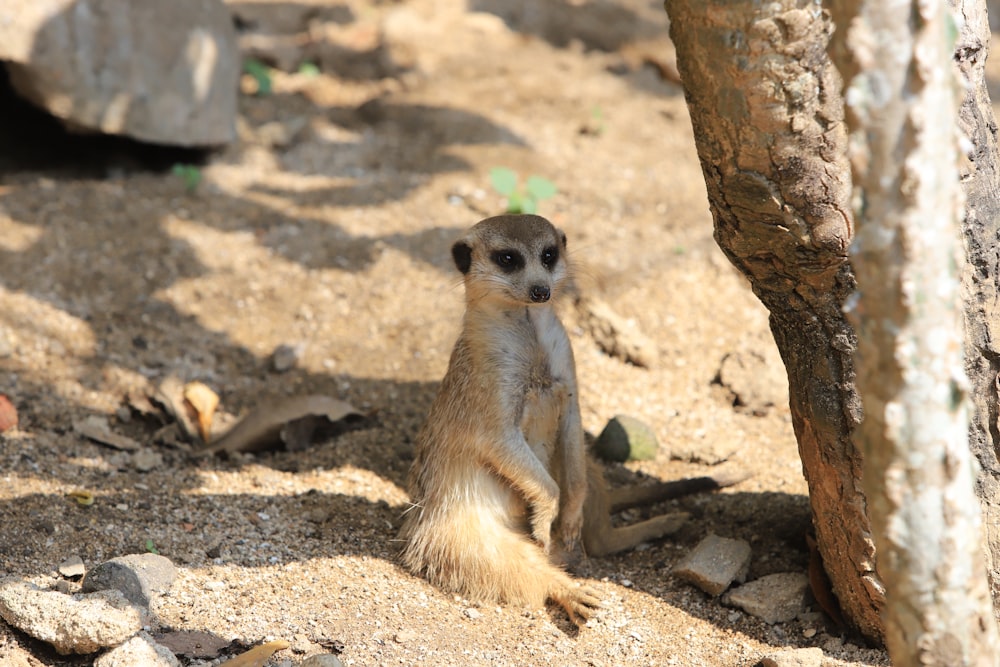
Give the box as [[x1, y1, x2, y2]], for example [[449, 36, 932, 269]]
[[0, 0, 239, 147]]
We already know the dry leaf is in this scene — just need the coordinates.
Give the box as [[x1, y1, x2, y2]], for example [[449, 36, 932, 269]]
[[153, 630, 231, 659], [66, 490, 95, 506], [73, 415, 141, 451], [196, 395, 362, 455], [153, 375, 199, 442], [221, 639, 290, 667], [183, 381, 220, 443]]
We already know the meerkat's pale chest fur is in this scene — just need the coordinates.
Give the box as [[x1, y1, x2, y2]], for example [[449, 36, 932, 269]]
[[400, 214, 740, 624]]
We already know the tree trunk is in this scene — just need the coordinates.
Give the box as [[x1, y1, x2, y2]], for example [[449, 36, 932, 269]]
[[950, 0, 1000, 609], [662, 0, 884, 641], [826, 0, 1000, 662]]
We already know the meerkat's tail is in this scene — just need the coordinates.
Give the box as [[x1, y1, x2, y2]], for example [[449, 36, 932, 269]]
[[400, 500, 600, 623]]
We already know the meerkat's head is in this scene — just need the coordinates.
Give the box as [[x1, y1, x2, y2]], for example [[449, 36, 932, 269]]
[[452, 214, 569, 307]]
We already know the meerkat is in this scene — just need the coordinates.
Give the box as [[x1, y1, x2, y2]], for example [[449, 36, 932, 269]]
[[399, 214, 740, 624]]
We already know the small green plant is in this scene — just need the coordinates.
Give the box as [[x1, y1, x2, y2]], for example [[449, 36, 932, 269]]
[[587, 106, 606, 136], [489, 167, 558, 215], [172, 163, 202, 193], [144, 539, 160, 555], [242, 58, 273, 96], [297, 61, 321, 77]]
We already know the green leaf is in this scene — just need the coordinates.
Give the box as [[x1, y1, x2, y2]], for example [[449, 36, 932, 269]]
[[490, 167, 518, 196], [525, 176, 557, 201], [172, 164, 202, 192], [521, 197, 537, 215], [243, 58, 273, 96], [145, 539, 159, 555], [506, 191, 523, 214]]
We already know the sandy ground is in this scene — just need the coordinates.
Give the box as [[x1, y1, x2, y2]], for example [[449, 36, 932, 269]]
[[0, 0, 959, 664]]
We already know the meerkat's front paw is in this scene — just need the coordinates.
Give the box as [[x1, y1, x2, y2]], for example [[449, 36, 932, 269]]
[[530, 498, 559, 553], [557, 508, 583, 553]]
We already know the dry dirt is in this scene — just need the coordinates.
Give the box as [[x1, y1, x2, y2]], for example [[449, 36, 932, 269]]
[[2, 0, 962, 664]]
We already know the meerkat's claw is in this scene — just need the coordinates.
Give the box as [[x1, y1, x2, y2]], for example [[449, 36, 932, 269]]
[[555, 584, 603, 625]]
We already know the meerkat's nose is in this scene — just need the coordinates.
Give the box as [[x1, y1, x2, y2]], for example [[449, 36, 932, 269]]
[[529, 285, 551, 303]]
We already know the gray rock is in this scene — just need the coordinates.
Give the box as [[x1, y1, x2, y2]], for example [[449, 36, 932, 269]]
[[95, 632, 181, 667], [722, 572, 810, 625], [594, 415, 659, 462], [131, 448, 164, 472], [760, 647, 824, 667], [271, 343, 305, 373], [300, 655, 345, 667], [82, 554, 177, 608], [673, 534, 751, 596], [0, 578, 141, 655], [0, 0, 238, 147]]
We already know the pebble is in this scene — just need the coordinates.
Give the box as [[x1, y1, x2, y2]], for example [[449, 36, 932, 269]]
[[673, 534, 752, 596], [0, 395, 18, 432], [393, 629, 417, 644], [94, 632, 181, 667], [0, 578, 142, 655], [722, 572, 810, 625], [131, 448, 164, 472], [300, 655, 345, 667], [463, 607, 483, 620], [82, 554, 177, 608], [759, 647, 823, 667], [271, 343, 305, 372]]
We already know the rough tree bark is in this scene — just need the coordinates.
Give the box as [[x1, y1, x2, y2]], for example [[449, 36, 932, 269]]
[[949, 0, 1000, 608], [826, 0, 1000, 662], [662, 0, 884, 640]]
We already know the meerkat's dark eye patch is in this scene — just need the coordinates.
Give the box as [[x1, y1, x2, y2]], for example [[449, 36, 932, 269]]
[[491, 249, 525, 272], [541, 245, 559, 270]]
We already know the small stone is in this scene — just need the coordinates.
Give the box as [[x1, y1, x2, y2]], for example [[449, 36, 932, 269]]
[[0, 395, 18, 433], [594, 415, 659, 462], [300, 655, 345, 667], [803, 627, 817, 638], [673, 534, 752, 596], [760, 647, 824, 667], [393, 629, 417, 644], [58, 555, 86, 579], [463, 607, 483, 620], [0, 578, 142, 655], [722, 572, 810, 624], [271, 343, 305, 373], [131, 448, 164, 472], [203, 581, 227, 592], [94, 632, 181, 667], [81, 554, 177, 609]]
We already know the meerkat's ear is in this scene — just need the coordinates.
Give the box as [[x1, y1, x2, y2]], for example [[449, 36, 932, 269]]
[[452, 240, 473, 274], [560, 230, 568, 248]]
